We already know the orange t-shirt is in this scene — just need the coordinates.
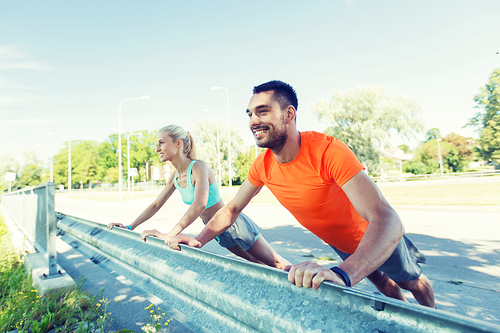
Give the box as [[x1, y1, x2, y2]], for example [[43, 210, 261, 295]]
[[247, 131, 368, 253]]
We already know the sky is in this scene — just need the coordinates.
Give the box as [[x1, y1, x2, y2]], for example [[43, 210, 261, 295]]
[[1, 0, 499, 166]]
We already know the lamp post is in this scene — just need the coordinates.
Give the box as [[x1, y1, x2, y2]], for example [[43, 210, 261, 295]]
[[203, 109, 221, 190], [127, 132, 142, 192], [210, 86, 232, 189], [437, 138, 444, 177], [59, 141, 72, 193], [47, 132, 71, 193], [68, 140, 72, 193], [118, 96, 150, 201]]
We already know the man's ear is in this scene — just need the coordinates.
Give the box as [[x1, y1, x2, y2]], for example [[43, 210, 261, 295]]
[[285, 106, 296, 124]]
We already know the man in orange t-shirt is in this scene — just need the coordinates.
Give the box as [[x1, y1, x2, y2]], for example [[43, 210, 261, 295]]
[[172, 80, 435, 307]]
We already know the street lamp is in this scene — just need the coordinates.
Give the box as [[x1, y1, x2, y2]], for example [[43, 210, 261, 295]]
[[210, 86, 232, 189], [48, 132, 71, 193], [437, 138, 444, 177], [68, 140, 72, 193], [127, 132, 142, 192], [118, 96, 150, 201], [203, 109, 221, 190]]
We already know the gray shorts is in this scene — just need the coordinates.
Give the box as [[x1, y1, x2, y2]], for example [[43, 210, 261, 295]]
[[215, 212, 261, 251], [330, 234, 426, 282]]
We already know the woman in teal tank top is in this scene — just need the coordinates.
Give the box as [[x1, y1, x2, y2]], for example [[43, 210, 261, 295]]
[[108, 124, 289, 269]]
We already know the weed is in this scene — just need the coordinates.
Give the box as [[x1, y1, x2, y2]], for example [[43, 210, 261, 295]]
[[141, 303, 173, 332], [0, 214, 114, 333], [316, 256, 336, 261]]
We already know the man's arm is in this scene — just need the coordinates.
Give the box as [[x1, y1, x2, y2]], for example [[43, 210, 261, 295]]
[[288, 170, 404, 289], [169, 179, 263, 249], [337, 170, 404, 285]]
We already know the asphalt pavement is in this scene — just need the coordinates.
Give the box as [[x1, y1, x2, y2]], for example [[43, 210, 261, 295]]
[[50, 186, 500, 329]]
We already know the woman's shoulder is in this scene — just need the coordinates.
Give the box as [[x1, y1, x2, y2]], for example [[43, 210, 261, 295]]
[[191, 160, 212, 176]]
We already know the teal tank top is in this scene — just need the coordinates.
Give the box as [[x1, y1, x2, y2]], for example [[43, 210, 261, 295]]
[[173, 160, 222, 208]]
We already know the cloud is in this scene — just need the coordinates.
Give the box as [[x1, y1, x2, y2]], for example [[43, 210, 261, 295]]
[[0, 44, 28, 59], [0, 77, 32, 89], [0, 117, 68, 128], [0, 61, 51, 70], [0, 44, 51, 70], [0, 93, 46, 106]]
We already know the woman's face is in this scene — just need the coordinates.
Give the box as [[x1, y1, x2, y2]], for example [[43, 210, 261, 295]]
[[156, 132, 179, 162]]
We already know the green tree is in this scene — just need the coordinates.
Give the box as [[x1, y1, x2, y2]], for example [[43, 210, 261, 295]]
[[312, 86, 424, 176], [409, 133, 473, 174], [17, 164, 44, 188], [411, 140, 445, 174], [126, 130, 159, 182], [397, 144, 411, 154], [16, 150, 44, 189], [0, 153, 20, 192], [478, 115, 500, 161], [425, 128, 441, 142], [52, 145, 70, 187], [402, 160, 427, 175], [192, 119, 246, 185], [442, 132, 475, 169], [52, 141, 100, 188], [72, 141, 100, 186], [96, 139, 118, 183], [233, 146, 264, 185], [469, 68, 500, 161]]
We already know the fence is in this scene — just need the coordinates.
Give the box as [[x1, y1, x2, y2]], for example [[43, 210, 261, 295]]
[[373, 169, 500, 183], [1, 182, 58, 277], [57, 212, 500, 333]]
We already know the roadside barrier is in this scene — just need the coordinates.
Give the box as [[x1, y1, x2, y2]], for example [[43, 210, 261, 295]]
[[57, 212, 500, 333], [1, 182, 58, 277]]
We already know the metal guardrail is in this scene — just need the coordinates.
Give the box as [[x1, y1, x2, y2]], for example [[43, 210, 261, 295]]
[[1, 182, 58, 277], [57, 213, 500, 333], [373, 169, 500, 183]]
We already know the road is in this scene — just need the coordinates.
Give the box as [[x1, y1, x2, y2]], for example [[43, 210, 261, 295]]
[[55, 189, 500, 326]]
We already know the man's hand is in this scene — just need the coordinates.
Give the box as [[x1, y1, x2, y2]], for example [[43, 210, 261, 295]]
[[140, 229, 159, 242], [165, 234, 202, 251], [108, 222, 127, 230], [285, 261, 346, 290]]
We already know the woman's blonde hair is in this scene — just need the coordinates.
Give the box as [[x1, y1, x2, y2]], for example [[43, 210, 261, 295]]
[[158, 125, 196, 159]]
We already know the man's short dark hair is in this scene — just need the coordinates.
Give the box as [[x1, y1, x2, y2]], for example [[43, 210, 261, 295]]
[[253, 80, 298, 111]]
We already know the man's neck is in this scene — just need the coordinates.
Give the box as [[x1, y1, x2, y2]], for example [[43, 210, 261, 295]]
[[272, 131, 301, 164]]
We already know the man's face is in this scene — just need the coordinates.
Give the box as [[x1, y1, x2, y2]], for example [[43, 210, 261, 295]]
[[246, 91, 288, 152]]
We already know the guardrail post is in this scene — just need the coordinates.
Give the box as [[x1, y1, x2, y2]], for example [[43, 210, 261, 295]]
[[46, 182, 57, 276]]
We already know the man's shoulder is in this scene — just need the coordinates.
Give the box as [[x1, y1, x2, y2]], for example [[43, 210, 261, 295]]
[[300, 131, 358, 167], [301, 131, 339, 152]]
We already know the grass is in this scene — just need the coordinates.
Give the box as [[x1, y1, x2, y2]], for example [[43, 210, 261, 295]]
[[1, 214, 173, 333], [378, 182, 500, 206], [0, 214, 114, 333]]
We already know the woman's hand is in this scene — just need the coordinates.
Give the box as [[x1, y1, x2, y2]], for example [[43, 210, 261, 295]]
[[108, 222, 128, 230], [140, 229, 159, 242]]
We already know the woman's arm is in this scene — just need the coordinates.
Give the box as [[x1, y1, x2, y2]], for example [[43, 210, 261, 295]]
[[108, 172, 176, 230], [164, 161, 210, 237], [165, 179, 262, 251]]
